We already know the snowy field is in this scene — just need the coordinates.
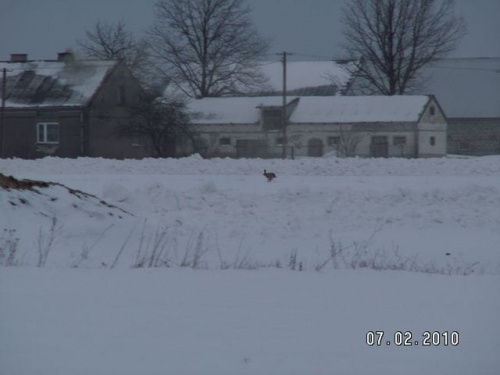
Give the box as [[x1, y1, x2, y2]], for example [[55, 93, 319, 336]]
[[1, 155, 500, 374]]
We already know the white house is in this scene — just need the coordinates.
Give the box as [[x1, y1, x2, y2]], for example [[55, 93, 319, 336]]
[[346, 57, 500, 155], [185, 95, 447, 158], [417, 58, 500, 155]]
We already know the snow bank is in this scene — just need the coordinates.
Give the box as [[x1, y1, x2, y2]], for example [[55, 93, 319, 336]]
[[1, 156, 499, 273], [1, 156, 499, 374], [2, 154, 500, 177]]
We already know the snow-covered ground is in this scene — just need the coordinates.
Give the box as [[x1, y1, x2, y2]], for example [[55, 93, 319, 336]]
[[1, 155, 500, 374]]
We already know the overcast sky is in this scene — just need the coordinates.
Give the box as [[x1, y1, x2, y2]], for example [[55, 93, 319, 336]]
[[1, 0, 499, 61]]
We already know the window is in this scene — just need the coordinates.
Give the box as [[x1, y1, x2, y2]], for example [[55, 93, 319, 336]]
[[275, 137, 283, 145], [37, 123, 59, 144], [219, 137, 231, 145], [117, 85, 126, 105], [328, 136, 340, 146], [430, 136, 436, 146], [393, 136, 406, 146], [429, 106, 436, 116]]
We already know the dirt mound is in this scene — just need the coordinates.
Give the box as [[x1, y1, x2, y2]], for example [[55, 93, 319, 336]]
[[0, 173, 51, 191], [0, 173, 130, 216]]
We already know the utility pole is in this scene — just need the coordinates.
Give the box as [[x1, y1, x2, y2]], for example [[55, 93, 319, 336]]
[[0, 67, 6, 158], [278, 51, 292, 159]]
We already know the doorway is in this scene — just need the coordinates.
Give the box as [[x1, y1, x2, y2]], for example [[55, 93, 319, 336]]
[[307, 138, 323, 157], [371, 136, 388, 158]]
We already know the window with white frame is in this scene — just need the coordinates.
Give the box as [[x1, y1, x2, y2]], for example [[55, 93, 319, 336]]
[[37, 123, 59, 144]]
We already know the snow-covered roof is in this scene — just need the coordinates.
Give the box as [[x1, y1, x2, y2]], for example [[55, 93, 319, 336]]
[[163, 60, 358, 98], [0, 59, 118, 108], [418, 58, 500, 118], [189, 96, 284, 124], [258, 60, 356, 95], [188, 95, 431, 124]]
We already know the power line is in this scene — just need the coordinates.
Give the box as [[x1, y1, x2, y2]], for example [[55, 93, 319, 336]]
[[430, 65, 500, 73]]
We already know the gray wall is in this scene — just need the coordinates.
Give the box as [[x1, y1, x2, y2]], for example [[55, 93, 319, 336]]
[[2, 108, 82, 159], [447, 118, 500, 155]]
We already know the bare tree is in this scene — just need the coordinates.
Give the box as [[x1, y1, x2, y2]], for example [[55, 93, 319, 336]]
[[123, 93, 193, 157], [341, 0, 466, 95], [148, 0, 269, 98], [337, 125, 363, 157], [77, 20, 151, 84]]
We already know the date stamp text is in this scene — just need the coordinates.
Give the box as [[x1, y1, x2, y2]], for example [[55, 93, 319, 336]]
[[366, 331, 459, 347]]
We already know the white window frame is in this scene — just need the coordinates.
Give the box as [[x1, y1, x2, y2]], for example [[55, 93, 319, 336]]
[[37, 122, 60, 144]]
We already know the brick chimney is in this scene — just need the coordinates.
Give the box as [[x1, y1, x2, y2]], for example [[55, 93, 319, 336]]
[[10, 53, 28, 62], [57, 52, 74, 63]]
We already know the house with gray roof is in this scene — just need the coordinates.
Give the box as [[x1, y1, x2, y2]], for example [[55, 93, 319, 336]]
[[0, 53, 150, 159], [185, 95, 447, 158]]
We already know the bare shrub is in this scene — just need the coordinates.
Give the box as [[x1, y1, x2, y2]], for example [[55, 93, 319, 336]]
[[71, 224, 114, 268], [180, 231, 209, 269], [0, 229, 20, 266], [314, 233, 481, 276], [216, 239, 264, 271], [36, 217, 62, 267], [110, 230, 135, 269], [133, 221, 173, 268], [288, 249, 303, 271]]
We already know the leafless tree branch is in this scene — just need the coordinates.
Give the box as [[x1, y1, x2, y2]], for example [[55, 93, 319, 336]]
[[147, 0, 269, 98], [341, 0, 466, 95], [77, 20, 152, 86], [122, 93, 193, 157]]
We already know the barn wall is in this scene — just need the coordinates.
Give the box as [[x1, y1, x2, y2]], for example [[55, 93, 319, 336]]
[[185, 97, 448, 159], [447, 118, 500, 155], [417, 98, 448, 157], [86, 63, 151, 159], [188, 122, 423, 158]]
